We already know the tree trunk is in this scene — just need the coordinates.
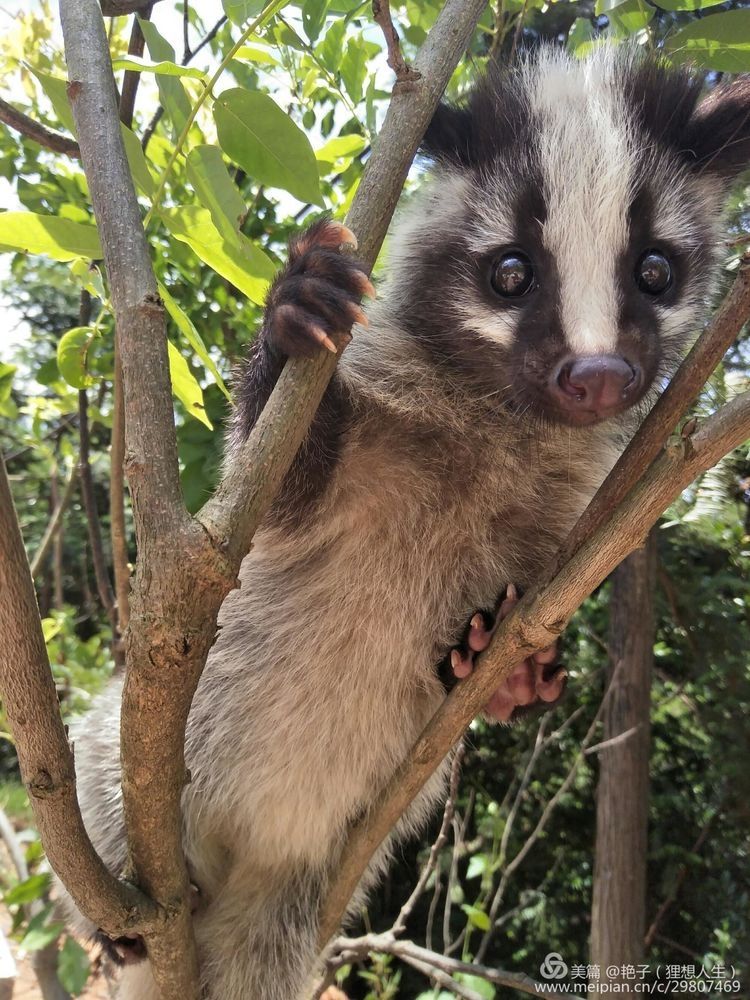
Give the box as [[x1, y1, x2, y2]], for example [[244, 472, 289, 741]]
[[589, 531, 656, 994]]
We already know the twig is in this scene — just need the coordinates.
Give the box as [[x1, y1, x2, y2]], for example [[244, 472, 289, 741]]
[[584, 724, 640, 756], [182, 0, 191, 61], [372, 0, 421, 85], [0, 98, 80, 158], [119, 3, 152, 129], [643, 808, 719, 951], [29, 467, 78, 579], [77, 378, 118, 629], [141, 15, 226, 151], [393, 746, 464, 936], [328, 933, 556, 999], [475, 670, 619, 963]]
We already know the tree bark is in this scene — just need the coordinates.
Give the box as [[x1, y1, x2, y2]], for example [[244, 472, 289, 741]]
[[590, 532, 657, 994]]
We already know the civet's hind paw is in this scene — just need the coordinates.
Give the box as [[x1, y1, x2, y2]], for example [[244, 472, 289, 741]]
[[94, 930, 147, 967], [265, 218, 375, 359], [95, 883, 201, 967], [449, 585, 567, 723]]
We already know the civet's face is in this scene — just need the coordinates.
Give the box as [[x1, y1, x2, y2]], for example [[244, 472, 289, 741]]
[[402, 48, 750, 428]]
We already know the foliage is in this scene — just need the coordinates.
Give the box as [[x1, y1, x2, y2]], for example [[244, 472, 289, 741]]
[[0, 0, 749, 996]]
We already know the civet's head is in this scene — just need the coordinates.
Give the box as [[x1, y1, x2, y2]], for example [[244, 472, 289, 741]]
[[398, 47, 750, 428]]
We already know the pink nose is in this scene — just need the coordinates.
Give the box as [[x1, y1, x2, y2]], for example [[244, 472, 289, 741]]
[[549, 355, 641, 422]]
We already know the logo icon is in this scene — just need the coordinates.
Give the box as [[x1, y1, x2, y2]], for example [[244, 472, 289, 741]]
[[540, 953, 568, 980]]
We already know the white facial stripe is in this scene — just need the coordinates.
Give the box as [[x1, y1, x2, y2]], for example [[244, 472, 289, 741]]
[[529, 48, 634, 356], [456, 302, 515, 348]]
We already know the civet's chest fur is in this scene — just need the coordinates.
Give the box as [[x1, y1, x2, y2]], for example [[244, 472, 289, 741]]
[[186, 330, 620, 870], [60, 45, 750, 1000]]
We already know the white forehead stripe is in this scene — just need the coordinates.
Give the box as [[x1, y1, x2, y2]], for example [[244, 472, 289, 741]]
[[529, 49, 634, 356]]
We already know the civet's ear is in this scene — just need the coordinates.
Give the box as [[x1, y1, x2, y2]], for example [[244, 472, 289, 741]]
[[420, 103, 475, 167], [683, 77, 750, 182]]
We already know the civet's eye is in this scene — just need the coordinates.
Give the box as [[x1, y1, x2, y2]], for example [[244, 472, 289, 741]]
[[636, 250, 672, 296], [491, 252, 535, 298]]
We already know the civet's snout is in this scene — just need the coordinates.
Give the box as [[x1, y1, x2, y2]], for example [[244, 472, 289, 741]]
[[546, 355, 643, 426]]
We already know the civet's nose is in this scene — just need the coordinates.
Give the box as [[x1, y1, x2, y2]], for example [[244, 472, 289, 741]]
[[549, 355, 641, 422]]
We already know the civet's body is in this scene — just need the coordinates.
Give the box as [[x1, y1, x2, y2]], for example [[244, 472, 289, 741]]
[[60, 47, 750, 999]]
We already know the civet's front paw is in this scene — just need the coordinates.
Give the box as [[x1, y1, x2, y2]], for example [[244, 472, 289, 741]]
[[450, 585, 567, 723], [265, 218, 375, 358]]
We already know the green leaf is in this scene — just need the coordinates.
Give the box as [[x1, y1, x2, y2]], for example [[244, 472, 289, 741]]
[[597, 0, 653, 36], [316, 133, 366, 171], [4, 873, 50, 906], [69, 259, 106, 299], [138, 18, 192, 136], [214, 88, 323, 206], [0, 213, 101, 261], [318, 19, 346, 73], [29, 68, 76, 134], [466, 854, 489, 880], [57, 327, 98, 389], [158, 281, 230, 399], [234, 45, 281, 65], [223, 0, 264, 24], [454, 974, 496, 999], [568, 17, 596, 55], [665, 11, 750, 71], [0, 362, 16, 404], [20, 910, 64, 953], [303, 0, 328, 42], [653, 0, 725, 10], [340, 38, 367, 104], [461, 903, 491, 931], [121, 123, 155, 198], [112, 56, 207, 79], [168, 340, 213, 428], [162, 205, 276, 305], [57, 937, 90, 995], [186, 144, 246, 248]]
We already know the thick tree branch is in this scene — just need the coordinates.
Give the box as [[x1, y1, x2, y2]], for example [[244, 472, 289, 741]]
[[60, 2, 214, 995], [318, 384, 750, 943], [0, 452, 156, 937], [0, 98, 80, 158], [197, 0, 488, 566]]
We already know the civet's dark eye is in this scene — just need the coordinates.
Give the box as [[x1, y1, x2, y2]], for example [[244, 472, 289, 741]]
[[491, 252, 535, 298], [636, 250, 672, 296]]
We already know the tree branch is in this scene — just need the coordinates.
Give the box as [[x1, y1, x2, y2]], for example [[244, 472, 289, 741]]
[[317, 382, 750, 944], [0, 452, 157, 937], [372, 0, 420, 86], [328, 933, 556, 999], [197, 0, 488, 566], [29, 467, 78, 579], [0, 98, 80, 158], [78, 385, 118, 630]]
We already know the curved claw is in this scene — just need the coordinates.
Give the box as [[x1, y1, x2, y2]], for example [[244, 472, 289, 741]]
[[449, 584, 566, 724]]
